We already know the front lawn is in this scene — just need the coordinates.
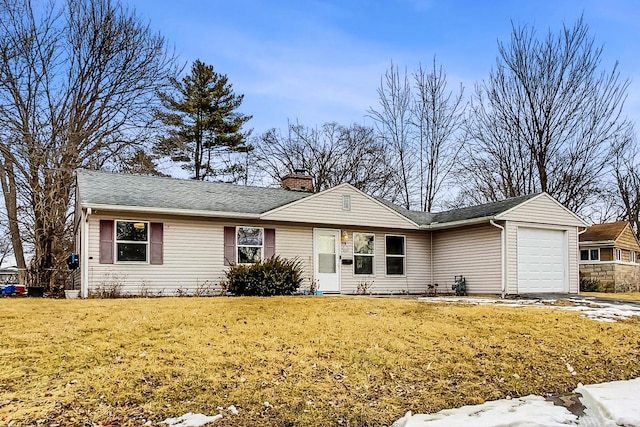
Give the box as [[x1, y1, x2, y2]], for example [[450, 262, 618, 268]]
[[1, 297, 639, 426], [581, 292, 640, 301]]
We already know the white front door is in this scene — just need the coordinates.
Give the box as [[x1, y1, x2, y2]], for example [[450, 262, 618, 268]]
[[314, 228, 341, 293]]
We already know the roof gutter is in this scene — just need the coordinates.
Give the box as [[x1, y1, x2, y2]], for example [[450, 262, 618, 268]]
[[80, 203, 261, 219], [420, 215, 496, 230]]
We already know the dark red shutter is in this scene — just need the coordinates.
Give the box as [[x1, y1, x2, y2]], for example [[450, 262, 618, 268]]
[[265, 228, 276, 259], [150, 222, 163, 265], [99, 220, 114, 264], [224, 226, 236, 266]]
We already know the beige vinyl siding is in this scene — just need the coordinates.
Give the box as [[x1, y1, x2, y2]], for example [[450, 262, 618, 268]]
[[505, 222, 578, 294], [261, 185, 417, 230], [86, 212, 313, 296], [338, 229, 431, 294], [432, 224, 501, 294], [615, 225, 640, 251], [498, 194, 585, 226]]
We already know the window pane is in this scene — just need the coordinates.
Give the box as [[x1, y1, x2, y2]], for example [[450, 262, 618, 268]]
[[590, 249, 599, 261], [319, 234, 336, 254], [237, 227, 263, 246], [319, 253, 336, 273], [354, 234, 374, 254], [238, 246, 262, 263], [386, 257, 404, 275], [386, 236, 404, 255], [117, 243, 147, 262], [117, 221, 147, 241], [580, 250, 589, 261], [354, 255, 373, 275]]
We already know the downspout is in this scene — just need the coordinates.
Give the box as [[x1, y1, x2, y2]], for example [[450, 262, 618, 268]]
[[81, 207, 91, 298], [430, 230, 433, 289], [577, 227, 588, 293], [490, 220, 506, 298]]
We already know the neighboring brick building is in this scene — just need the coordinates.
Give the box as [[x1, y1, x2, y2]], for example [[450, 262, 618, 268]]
[[579, 221, 640, 292]]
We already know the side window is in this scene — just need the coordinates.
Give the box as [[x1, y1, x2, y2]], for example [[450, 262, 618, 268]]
[[354, 233, 375, 275], [590, 249, 599, 261], [116, 221, 148, 262], [616, 249, 622, 261], [385, 235, 405, 276], [580, 250, 589, 261], [237, 227, 263, 264]]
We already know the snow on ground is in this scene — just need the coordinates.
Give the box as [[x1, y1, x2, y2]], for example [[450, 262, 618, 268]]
[[419, 296, 640, 322], [162, 412, 222, 426], [392, 378, 640, 427]]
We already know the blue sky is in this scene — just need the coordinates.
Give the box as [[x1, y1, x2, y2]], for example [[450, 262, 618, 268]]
[[129, 0, 640, 137]]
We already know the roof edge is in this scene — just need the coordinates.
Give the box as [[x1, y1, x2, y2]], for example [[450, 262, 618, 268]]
[[421, 215, 495, 230], [81, 203, 261, 219]]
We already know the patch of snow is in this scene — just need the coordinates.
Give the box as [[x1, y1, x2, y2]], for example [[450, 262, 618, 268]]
[[162, 413, 222, 427], [576, 378, 640, 426], [391, 395, 577, 427], [565, 362, 576, 376], [419, 296, 640, 322], [228, 405, 239, 415], [393, 377, 640, 427]]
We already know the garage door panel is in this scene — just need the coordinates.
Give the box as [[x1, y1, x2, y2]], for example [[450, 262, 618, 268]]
[[518, 228, 566, 293]]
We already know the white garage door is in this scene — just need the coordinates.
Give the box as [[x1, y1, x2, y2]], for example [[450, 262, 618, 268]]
[[517, 227, 566, 293]]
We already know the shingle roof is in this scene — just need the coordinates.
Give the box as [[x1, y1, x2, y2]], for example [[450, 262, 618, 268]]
[[580, 221, 629, 242], [76, 170, 312, 214], [76, 170, 542, 226], [431, 193, 540, 224]]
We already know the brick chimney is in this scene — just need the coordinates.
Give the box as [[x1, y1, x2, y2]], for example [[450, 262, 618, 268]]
[[281, 170, 313, 192]]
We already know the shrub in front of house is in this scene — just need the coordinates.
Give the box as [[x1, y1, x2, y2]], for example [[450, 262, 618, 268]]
[[580, 278, 601, 292], [223, 256, 303, 296]]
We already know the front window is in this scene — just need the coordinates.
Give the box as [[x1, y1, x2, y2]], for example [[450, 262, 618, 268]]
[[237, 227, 263, 264], [616, 249, 622, 261], [116, 220, 148, 262], [631, 252, 636, 263], [580, 249, 599, 261], [354, 233, 374, 275], [385, 235, 405, 275]]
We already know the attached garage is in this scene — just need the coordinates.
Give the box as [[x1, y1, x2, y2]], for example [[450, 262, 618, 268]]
[[517, 227, 567, 293]]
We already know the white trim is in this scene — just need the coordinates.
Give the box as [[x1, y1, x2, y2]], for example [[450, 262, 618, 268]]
[[490, 220, 506, 298], [81, 203, 260, 219], [353, 232, 376, 276], [579, 260, 639, 266], [236, 226, 264, 264], [81, 208, 90, 298], [114, 219, 150, 264], [261, 183, 420, 229], [313, 228, 341, 292], [384, 234, 406, 277]]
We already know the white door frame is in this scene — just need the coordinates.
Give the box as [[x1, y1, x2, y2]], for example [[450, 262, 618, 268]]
[[313, 228, 341, 293]]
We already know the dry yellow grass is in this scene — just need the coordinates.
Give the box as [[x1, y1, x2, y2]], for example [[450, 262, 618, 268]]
[[1, 296, 639, 426], [581, 292, 640, 301]]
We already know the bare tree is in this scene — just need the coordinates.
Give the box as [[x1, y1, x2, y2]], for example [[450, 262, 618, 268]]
[[462, 16, 631, 212], [368, 60, 465, 210], [411, 59, 465, 211], [613, 130, 640, 234], [367, 62, 415, 209], [255, 121, 397, 199], [0, 0, 176, 292]]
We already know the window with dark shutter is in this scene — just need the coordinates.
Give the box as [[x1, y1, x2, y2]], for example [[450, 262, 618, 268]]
[[150, 223, 163, 265], [99, 220, 114, 264], [265, 228, 276, 259], [224, 226, 236, 265]]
